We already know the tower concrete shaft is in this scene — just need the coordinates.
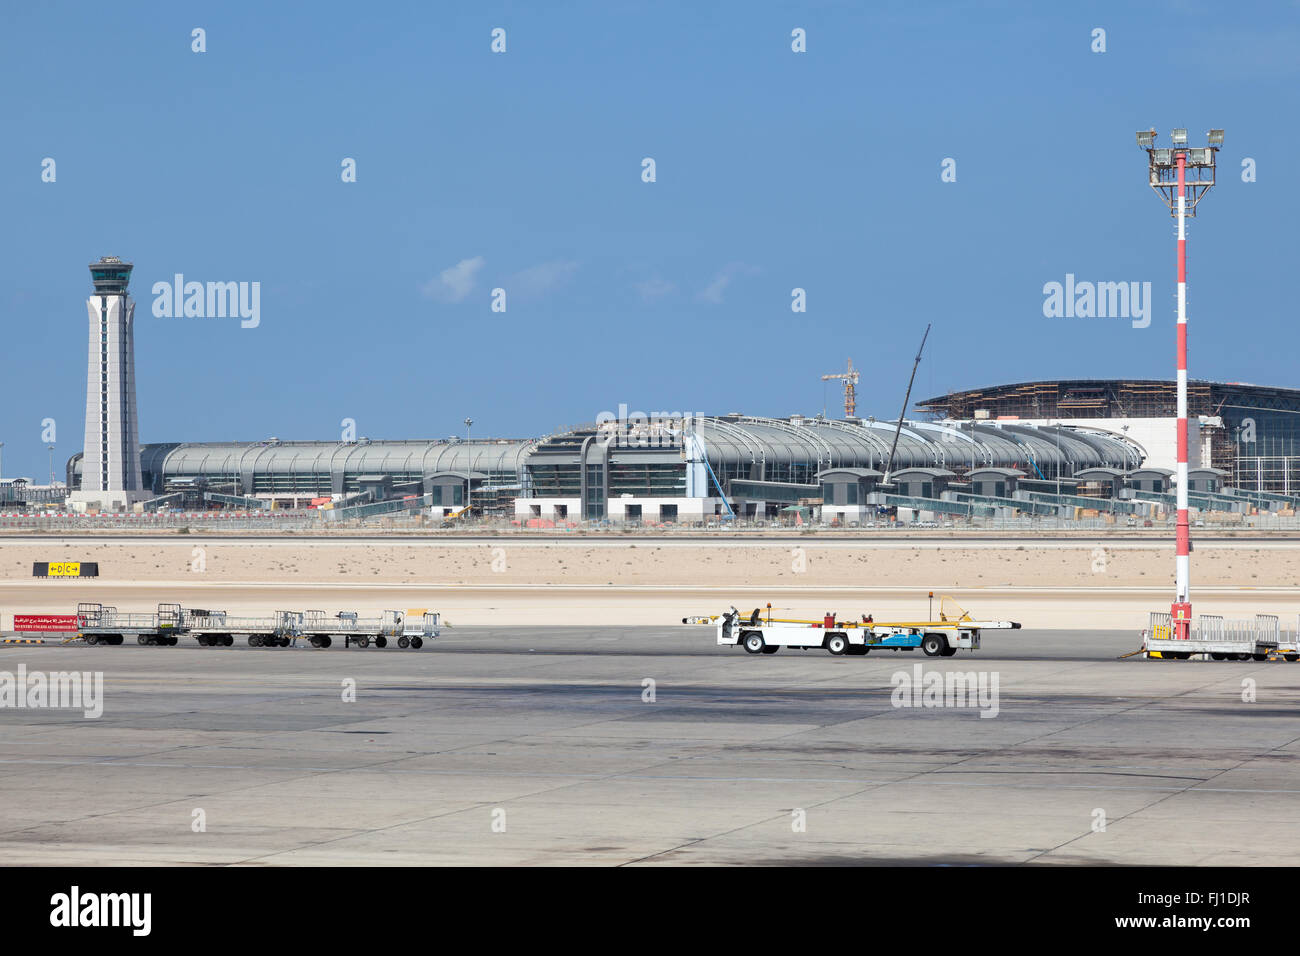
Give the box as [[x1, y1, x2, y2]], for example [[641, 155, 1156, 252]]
[[71, 257, 148, 511]]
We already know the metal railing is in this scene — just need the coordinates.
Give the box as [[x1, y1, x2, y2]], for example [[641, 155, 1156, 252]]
[[1154, 611, 1285, 646]]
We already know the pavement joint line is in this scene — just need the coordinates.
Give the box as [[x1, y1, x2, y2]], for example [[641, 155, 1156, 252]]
[[6, 755, 1300, 792], [613, 707, 1009, 865], [879, 680, 1231, 811], [1023, 728, 1300, 863], [229, 735, 723, 866], [0, 741, 1252, 776]]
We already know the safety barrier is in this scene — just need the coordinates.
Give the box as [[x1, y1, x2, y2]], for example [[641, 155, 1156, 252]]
[[1153, 610, 1288, 647]]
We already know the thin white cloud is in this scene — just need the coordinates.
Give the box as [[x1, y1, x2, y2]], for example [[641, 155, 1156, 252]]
[[698, 262, 758, 304], [509, 259, 579, 298], [634, 277, 676, 301], [421, 256, 485, 303]]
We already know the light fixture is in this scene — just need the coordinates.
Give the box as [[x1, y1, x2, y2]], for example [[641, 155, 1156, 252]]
[[1170, 128, 1188, 145], [1207, 129, 1224, 145], [1136, 129, 1156, 147]]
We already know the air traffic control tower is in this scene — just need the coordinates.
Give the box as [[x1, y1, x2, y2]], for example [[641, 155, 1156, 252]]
[[68, 256, 151, 512]]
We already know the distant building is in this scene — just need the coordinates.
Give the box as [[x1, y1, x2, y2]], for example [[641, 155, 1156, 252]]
[[917, 379, 1300, 495], [68, 416, 1142, 521]]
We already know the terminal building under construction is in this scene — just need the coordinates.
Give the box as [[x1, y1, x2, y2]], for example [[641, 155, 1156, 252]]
[[49, 259, 1300, 523], [57, 378, 1300, 523]]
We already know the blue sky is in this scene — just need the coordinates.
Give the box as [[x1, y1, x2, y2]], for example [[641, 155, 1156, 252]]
[[2, 0, 1297, 479]]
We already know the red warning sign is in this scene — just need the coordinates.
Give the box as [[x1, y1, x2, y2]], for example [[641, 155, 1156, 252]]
[[13, 614, 80, 632]]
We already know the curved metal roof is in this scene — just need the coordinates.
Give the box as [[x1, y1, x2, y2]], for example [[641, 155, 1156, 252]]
[[70, 418, 1141, 488], [693, 417, 940, 471], [131, 439, 536, 481], [689, 416, 1140, 475]]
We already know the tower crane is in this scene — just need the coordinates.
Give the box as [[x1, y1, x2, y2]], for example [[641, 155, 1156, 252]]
[[822, 359, 860, 419]]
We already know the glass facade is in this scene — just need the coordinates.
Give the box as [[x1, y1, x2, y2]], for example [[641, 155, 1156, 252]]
[[584, 463, 605, 518], [1223, 404, 1300, 494], [918, 380, 1300, 495], [607, 462, 685, 497]]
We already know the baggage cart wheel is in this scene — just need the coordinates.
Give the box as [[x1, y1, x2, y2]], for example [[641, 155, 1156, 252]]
[[742, 631, 765, 654], [310, 636, 321, 648], [320, 636, 331, 648], [357, 637, 370, 648], [375, 636, 388, 649], [1252, 653, 1268, 662], [825, 633, 848, 656], [1286, 654, 1299, 662], [398, 636, 410, 649], [249, 635, 262, 647], [86, 635, 99, 645], [410, 637, 423, 649], [921, 633, 947, 657], [138, 635, 149, 645]]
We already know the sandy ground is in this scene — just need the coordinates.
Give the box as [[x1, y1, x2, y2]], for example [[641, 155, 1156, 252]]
[[1, 540, 1297, 630]]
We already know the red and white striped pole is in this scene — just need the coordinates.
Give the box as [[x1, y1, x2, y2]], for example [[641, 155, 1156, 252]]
[[1172, 152, 1192, 638]]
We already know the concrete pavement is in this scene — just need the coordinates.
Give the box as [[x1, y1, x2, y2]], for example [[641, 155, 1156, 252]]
[[0, 627, 1297, 865]]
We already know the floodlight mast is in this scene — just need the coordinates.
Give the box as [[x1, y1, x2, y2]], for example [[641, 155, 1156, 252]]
[[1137, 128, 1221, 639]]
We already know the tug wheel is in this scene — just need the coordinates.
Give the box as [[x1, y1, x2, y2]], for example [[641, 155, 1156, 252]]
[[742, 632, 765, 654]]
